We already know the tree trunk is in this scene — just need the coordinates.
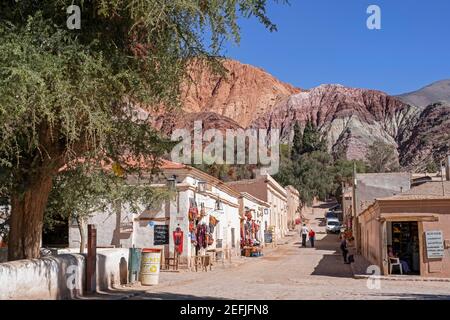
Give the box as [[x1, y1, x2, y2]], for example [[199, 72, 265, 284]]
[[8, 173, 53, 261], [77, 216, 87, 254]]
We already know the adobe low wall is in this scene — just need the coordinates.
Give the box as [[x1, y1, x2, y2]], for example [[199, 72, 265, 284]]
[[0, 248, 130, 300], [96, 248, 129, 290], [0, 248, 7, 263], [0, 254, 85, 300]]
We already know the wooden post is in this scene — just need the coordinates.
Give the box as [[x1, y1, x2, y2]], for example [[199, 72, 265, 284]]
[[86, 224, 97, 293]]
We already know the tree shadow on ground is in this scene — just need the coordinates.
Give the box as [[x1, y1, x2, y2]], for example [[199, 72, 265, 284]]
[[309, 234, 353, 278], [135, 291, 227, 300], [313, 201, 338, 209]]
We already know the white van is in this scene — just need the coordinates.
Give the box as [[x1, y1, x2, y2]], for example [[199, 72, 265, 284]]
[[326, 218, 341, 234]]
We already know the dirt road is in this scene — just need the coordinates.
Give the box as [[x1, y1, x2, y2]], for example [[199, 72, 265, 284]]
[[119, 202, 450, 300]]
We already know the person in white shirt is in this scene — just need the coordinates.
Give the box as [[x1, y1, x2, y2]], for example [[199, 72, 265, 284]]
[[301, 224, 309, 247]]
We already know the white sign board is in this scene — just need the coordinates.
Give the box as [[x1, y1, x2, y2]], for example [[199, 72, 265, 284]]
[[425, 230, 444, 259]]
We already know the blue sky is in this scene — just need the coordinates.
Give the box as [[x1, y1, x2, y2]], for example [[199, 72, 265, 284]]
[[222, 0, 450, 95]]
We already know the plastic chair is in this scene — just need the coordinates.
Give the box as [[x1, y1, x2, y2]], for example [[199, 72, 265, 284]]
[[389, 257, 403, 275]]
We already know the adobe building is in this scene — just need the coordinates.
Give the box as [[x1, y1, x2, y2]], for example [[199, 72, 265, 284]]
[[343, 172, 411, 252], [226, 175, 288, 240], [69, 161, 242, 266], [359, 180, 450, 278]]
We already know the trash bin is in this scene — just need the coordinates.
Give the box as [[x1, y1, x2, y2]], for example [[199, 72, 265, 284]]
[[128, 247, 142, 284], [139, 248, 162, 286]]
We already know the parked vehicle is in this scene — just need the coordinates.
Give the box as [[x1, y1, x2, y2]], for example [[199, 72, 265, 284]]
[[326, 218, 341, 234]]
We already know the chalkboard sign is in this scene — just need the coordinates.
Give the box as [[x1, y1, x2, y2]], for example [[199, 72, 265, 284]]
[[264, 232, 273, 243], [154, 225, 169, 245]]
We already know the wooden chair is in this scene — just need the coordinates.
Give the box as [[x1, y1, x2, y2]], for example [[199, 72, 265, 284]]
[[191, 255, 212, 272], [201, 255, 212, 272], [165, 252, 179, 271], [388, 257, 403, 275]]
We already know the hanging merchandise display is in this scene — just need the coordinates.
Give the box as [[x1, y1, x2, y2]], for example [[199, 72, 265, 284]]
[[240, 209, 263, 257], [199, 203, 207, 220], [209, 215, 219, 226], [188, 198, 198, 221], [196, 223, 208, 249], [206, 233, 214, 246], [209, 214, 219, 234], [173, 227, 184, 254], [190, 231, 198, 247]]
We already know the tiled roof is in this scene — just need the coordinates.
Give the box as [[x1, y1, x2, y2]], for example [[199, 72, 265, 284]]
[[159, 159, 187, 169]]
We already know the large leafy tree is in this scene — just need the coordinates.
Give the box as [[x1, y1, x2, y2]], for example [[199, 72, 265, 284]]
[[45, 163, 172, 253], [0, 0, 284, 260], [275, 121, 334, 205], [290, 121, 303, 160]]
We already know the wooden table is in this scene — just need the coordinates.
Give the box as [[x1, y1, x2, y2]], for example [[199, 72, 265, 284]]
[[190, 255, 212, 272]]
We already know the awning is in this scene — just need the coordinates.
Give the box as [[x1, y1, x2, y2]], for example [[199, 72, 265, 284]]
[[378, 214, 439, 222]]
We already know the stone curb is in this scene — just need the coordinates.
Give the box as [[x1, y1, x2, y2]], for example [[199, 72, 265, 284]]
[[349, 257, 450, 282], [352, 274, 450, 282]]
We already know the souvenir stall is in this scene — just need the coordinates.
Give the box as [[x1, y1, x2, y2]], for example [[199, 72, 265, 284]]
[[240, 208, 263, 257], [187, 198, 220, 270]]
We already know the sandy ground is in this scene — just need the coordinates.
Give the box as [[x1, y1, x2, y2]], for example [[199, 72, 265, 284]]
[[89, 202, 450, 300]]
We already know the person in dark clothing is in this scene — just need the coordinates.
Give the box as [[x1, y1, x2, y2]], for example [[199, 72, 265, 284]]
[[340, 238, 349, 264]]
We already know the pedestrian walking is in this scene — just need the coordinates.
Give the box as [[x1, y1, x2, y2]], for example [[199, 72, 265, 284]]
[[308, 229, 316, 248], [340, 237, 349, 264], [301, 224, 309, 247]]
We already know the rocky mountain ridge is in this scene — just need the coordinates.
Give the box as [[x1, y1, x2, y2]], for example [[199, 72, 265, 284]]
[[152, 59, 450, 171]]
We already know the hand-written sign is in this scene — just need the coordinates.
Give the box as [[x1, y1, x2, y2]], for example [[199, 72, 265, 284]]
[[425, 230, 444, 259], [153, 225, 169, 245], [264, 232, 273, 243]]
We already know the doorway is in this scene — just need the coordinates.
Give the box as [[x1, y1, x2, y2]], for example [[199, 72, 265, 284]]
[[389, 221, 420, 275]]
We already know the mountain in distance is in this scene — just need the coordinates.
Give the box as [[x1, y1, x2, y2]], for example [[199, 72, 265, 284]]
[[180, 59, 300, 128], [250, 84, 418, 161], [151, 59, 450, 171], [397, 79, 450, 107], [399, 102, 450, 171]]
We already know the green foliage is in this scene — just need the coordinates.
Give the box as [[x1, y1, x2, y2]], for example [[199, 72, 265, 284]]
[[275, 122, 332, 204], [45, 163, 173, 231], [0, 0, 284, 256], [274, 121, 368, 205], [0, 196, 9, 243], [425, 160, 439, 174], [366, 139, 399, 173], [332, 159, 367, 185], [290, 122, 303, 160], [300, 120, 327, 155], [0, 0, 284, 187], [192, 162, 257, 182]]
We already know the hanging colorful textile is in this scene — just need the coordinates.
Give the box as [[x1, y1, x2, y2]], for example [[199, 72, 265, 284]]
[[209, 215, 219, 226], [173, 227, 184, 254], [196, 224, 207, 249], [188, 198, 198, 221], [199, 203, 207, 220], [191, 232, 198, 247]]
